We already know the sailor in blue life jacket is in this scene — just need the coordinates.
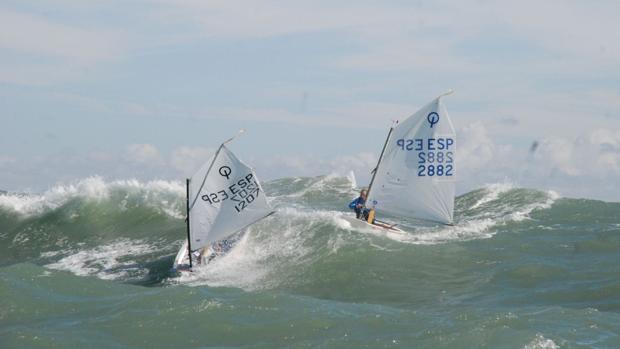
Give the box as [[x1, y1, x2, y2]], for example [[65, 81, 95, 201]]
[[349, 188, 370, 221]]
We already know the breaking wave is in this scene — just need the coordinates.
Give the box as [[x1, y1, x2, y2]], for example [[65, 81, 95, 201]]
[[0, 175, 564, 290]]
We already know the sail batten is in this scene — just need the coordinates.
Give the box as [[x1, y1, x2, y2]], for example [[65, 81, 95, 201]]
[[367, 95, 456, 224], [187, 145, 273, 250]]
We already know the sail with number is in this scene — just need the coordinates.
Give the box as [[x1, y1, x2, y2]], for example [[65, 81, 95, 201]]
[[187, 143, 274, 251], [367, 93, 456, 224]]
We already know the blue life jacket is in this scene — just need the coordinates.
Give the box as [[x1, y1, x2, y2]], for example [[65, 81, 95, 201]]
[[348, 197, 365, 210]]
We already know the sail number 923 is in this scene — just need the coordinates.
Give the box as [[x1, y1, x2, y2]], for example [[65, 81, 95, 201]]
[[200, 173, 262, 213], [396, 137, 455, 177]]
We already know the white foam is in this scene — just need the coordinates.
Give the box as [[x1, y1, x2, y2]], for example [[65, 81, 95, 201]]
[[171, 207, 347, 290], [334, 215, 355, 230], [168, 182, 562, 290], [336, 212, 496, 246], [471, 182, 515, 209], [400, 218, 497, 245], [0, 177, 185, 218], [175, 230, 272, 289], [45, 238, 165, 280], [523, 334, 559, 349], [508, 190, 560, 222], [335, 215, 407, 246], [347, 170, 357, 189], [183, 187, 562, 289], [334, 184, 560, 246]]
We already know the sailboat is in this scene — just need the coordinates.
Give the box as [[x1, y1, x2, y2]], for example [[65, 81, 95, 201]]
[[343, 91, 456, 232], [173, 131, 275, 270]]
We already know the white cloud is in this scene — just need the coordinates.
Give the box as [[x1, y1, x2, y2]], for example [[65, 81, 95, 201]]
[[457, 124, 620, 200], [336, 1, 620, 74], [497, 1, 620, 67], [457, 122, 497, 173], [0, 9, 122, 62], [256, 152, 377, 182], [1, 0, 619, 202], [124, 144, 163, 165], [0, 7, 126, 85], [195, 102, 415, 129], [148, 0, 380, 39], [3, 1, 618, 133], [252, 124, 620, 200], [2, 126, 620, 201], [139, 0, 620, 138], [170, 146, 214, 176], [534, 129, 620, 178]]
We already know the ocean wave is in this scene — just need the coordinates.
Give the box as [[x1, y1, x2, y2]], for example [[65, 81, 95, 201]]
[[0, 175, 588, 290], [1, 176, 618, 349], [0, 176, 185, 218]]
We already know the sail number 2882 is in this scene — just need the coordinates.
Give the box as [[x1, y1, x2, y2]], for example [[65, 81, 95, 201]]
[[417, 151, 453, 177], [395, 137, 455, 177]]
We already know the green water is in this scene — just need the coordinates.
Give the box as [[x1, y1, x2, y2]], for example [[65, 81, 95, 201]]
[[1, 176, 619, 348]]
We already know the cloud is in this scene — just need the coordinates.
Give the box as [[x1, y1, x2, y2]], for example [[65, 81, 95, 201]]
[[3, 1, 618, 132], [148, 0, 379, 40], [0, 9, 122, 62], [458, 122, 496, 172], [2, 127, 620, 201], [0, 7, 126, 85], [170, 146, 214, 176], [532, 129, 620, 178], [333, 1, 620, 74], [248, 122, 619, 200], [1, 0, 619, 203], [124, 144, 163, 165], [195, 102, 414, 129], [256, 152, 377, 182], [136, 0, 620, 139], [456, 124, 620, 200]]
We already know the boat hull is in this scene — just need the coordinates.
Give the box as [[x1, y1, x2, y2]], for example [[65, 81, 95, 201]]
[[173, 235, 240, 272], [340, 214, 406, 234]]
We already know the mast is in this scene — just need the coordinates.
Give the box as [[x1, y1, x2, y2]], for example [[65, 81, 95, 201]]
[[366, 121, 396, 201], [185, 178, 192, 268]]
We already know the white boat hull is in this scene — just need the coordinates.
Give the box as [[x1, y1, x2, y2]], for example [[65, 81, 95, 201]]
[[340, 214, 406, 234], [173, 240, 213, 271], [173, 236, 239, 271]]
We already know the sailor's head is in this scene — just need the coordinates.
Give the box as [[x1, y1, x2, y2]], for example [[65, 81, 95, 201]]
[[360, 189, 368, 199]]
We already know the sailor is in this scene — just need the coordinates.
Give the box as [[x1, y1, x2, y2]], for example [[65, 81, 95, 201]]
[[349, 188, 370, 221]]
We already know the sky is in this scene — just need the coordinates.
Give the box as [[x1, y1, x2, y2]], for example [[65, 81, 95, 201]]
[[1, 0, 619, 200]]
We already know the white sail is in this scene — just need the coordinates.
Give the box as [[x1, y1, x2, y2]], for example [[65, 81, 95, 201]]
[[367, 95, 456, 224], [187, 145, 273, 250]]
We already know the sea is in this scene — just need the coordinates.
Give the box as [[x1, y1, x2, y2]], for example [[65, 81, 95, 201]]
[[1, 175, 619, 348]]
